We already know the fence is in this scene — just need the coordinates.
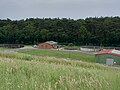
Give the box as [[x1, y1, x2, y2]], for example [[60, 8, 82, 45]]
[[0, 44, 24, 48]]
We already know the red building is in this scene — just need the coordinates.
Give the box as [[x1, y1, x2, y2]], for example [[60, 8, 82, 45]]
[[38, 41, 58, 49]]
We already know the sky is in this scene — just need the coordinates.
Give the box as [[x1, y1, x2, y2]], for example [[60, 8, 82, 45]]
[[0, 0, 120, 20]]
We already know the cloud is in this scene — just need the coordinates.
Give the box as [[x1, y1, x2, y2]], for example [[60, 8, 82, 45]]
[[0, 0, 120, 19]]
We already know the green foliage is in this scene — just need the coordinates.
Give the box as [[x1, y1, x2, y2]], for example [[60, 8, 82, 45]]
[[0, 17, 120, 46]]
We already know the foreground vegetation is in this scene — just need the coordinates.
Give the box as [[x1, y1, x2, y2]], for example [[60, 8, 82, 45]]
[[17, 49, 95, 62], [0, 52, 120, 90]]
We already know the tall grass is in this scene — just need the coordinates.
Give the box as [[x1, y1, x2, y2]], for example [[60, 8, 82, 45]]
[[0, 52, 120, 90], [0, 52, 112, 70], [0, 56, 120, 90]]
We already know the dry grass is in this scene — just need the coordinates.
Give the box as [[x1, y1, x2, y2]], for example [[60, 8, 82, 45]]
[[0, 52, 120, 90]]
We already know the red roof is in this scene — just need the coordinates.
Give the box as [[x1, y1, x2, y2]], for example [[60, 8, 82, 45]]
[[96, 49, 120, 56], [96, 49, 113, 54]]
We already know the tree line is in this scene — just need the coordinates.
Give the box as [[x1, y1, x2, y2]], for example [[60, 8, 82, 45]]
[[0, 17, 120, 46]]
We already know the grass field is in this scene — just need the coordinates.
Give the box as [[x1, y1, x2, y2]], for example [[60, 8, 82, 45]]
[[0, 52, 120, 90], [0, 47, 10, 51], [17, 49, 95, 62]]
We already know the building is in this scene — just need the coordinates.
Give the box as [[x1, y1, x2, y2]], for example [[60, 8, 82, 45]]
[[95, 49, 120, 65], [38, 41, 58, 49], [80, 46, 101, 52]]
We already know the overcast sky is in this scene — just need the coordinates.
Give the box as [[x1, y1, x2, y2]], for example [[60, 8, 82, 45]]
[[0, 0, 120, 20]]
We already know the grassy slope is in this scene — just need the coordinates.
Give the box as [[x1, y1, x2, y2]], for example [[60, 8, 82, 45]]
[[0, 52, 120, 90], [0, 47, 10, 50], [17, 49, 95, 62]]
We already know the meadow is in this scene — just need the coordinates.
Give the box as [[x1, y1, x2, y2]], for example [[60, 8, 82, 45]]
[[0, 47, 11, 51], [17, 49, 95, 62], [0, 51, 120, 90]]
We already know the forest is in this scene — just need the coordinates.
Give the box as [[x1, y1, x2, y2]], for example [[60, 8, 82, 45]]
[[0, 16, 120, 46]]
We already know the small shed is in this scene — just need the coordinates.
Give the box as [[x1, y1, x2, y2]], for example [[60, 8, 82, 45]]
[[95, 49, 120, 65], [38, 41, 58, 49]]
